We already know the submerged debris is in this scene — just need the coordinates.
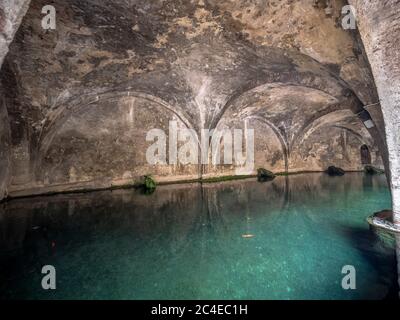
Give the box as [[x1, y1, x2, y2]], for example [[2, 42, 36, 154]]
[[242, 234, 255, 239], [325, 166, 345, 176], [257, 168, 276, 182], [364, 165, 385, 175]]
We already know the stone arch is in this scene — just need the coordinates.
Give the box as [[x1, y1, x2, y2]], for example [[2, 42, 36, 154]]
[[210, 78, 356, 132], [293, 109, 357, 148], [35, 90, 196, 171], [290, 110, 379, 171], [218, 83, 345, 141], [1, 0, 397, 208], [34, 90, 201, 185], [39, 90, 194, 149]]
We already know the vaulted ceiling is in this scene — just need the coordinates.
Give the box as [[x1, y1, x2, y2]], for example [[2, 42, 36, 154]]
[[0, 0, 386, 197]]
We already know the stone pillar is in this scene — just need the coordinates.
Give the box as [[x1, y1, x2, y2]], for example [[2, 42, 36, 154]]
[[0, 0, 31, 201], [348, 0, 400, 298], [349, 0, 400, 228], [0, 90, 10, 201], [0, 0, 31, 68]]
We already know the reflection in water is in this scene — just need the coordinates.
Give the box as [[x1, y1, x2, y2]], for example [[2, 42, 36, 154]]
[[0, 173, 398, 299]]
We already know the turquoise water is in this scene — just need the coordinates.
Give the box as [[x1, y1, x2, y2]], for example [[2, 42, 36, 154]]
[[0, 173, 398, 300]]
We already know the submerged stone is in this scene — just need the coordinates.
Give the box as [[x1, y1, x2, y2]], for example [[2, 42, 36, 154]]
[[257, 168, 276, 182], [364, 165, 384, 175], [326, 166, 345, 176]]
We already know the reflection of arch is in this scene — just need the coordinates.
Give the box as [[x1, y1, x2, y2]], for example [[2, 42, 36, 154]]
[[360, 144, 371, 165], [35, 90, 195, 174]]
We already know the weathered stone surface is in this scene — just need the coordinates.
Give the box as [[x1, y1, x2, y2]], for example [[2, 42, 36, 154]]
[[0, 0, 389, 197], [0, 0, 30, 67]]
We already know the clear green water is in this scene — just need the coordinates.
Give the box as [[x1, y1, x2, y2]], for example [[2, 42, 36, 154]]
[[0, 173, 398, 300]]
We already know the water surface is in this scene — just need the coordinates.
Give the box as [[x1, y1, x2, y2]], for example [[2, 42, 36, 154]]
[[0, 173, 398, 299]]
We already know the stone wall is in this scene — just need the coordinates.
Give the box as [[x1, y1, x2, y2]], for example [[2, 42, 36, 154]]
[[0, 0, 387, 197]]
